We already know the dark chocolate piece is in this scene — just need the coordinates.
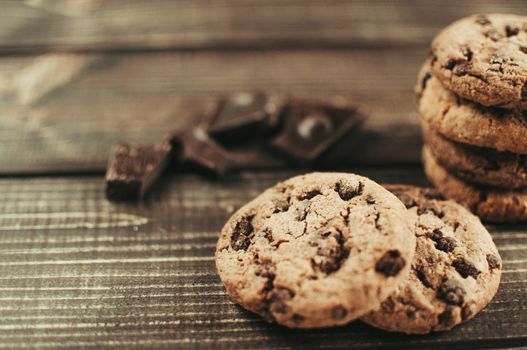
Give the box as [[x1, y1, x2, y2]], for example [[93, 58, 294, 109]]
[[105, 142, 171, 201], [170, 127, 233, 176], [269, 97, 364, 163], [208, 93, 284, 144]]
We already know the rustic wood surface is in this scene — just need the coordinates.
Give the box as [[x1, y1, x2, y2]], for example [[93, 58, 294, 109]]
[[0, 170, 525, 350], [0, 0, 526, 349]]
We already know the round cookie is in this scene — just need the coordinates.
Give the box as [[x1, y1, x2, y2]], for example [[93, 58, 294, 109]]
[[361, 185, 502, 334], [422, 119, 527, 189], [423, 146, 527, 223], [418, 68, 527, 154], [430, 14, 527, 109], [215, 172, 416, 328]]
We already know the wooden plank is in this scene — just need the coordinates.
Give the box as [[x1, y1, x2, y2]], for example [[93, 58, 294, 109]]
[[1, 0, 527, 53], [0, 48, 425, 174], [0, 170, 524, 349]]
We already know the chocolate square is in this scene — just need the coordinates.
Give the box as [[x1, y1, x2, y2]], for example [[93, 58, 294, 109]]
[[269, 97, 364, 164], [105, 142, 171, 201]]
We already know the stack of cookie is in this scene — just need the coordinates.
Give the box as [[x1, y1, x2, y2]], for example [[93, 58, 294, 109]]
[[417, 14, 527, 223], [215, 173, 502, 333]]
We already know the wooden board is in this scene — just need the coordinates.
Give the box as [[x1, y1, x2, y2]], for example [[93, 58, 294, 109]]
[[0, 48, 425, 174], [0, 169, 524, 349], [1, 0, 527, 52]]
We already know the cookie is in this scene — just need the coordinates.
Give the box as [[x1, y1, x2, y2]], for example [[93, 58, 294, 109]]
[[430, 14, 527, 109], [422, 120, 527, 189], [418, 69, 527, 154], [215, 172, 416, 328], [423, 146, 527, 223], [361, 185, 502, 334]]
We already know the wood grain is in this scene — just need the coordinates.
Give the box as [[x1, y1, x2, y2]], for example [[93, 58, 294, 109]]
[[0, 48, 425, 174], [0, 170, 524, 350], [1, 0, 527, 52]]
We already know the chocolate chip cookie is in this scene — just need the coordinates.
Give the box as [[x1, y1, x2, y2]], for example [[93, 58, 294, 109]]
[[215, 172, 416, 328], [418, 69, 527, 154], [422, 120, 527, 189], [430, 14, 527, 109], [423, 146, 527, 223], [361, 185, 502, 334]]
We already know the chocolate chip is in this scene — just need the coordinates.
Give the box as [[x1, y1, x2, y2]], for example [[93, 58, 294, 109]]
[[437, 278, 466, 305], [415, 267, 432, 289], [475, 15, 491, 26], [444, 59, 459, 70], [484, 28, 503, 41], [331, 306, 348, 320], [462, 47, 473, 61], [375, 250, 406, 277], [311, 229, 349, 275], [365, 195, 376, 204], [417, 203, 444, 217], [335, 181, 363, 200], [269, 288, 295, 314], [300, 190, 321, 200], [292, 314, 305, 324], [462, 303, 476, 321], [453, 258, 481, 279], [380, 298, 395, 313], [231, 216, 254, 251], [505, 25, 520, 37], [421, 72, 432, 90], [438, 306, 457, 327], [435, 237, 457, 253], [486, 254, 501, 270], [406, 311, 416, 320], [520, 46, 527, 54]]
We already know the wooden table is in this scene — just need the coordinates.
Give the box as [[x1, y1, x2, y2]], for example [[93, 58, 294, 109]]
[[0, 1, 525, 349]]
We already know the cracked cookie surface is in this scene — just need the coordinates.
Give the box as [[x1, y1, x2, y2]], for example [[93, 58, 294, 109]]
[[418, 66, 527, 154], [361, 184, 502, 334], [215, 172, 416, 328], [423, 146, 527, 223], [422, 119, 527, 189], [430, 14, 527, 109]]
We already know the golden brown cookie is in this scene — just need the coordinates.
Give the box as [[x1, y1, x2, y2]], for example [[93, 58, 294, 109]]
[[361, 185, 502, 334], [422, 119, 527, 189], [430, 14, 527, 109], [423, 146, 527, 223], [215, 172, 416, 328]]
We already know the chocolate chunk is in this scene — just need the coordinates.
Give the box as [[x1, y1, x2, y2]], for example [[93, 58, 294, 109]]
[[269, 288, 295, 314], [475, 15, 491, 26], [486, 254, 501, 270], [170, 128, 233, 176], [398, 193, 417, 209], [331, 306, 348, 320], [421, 72, 432, 90], [437, 278, 466, 305], [335, 181, 363, 200], [435, 236, 457, 253], [208, 93, 284, 144], [269, 96, 364, 164], [231, 216, 254, 251], [311, 229, 348, 274], [505, 25, 520, 37], [484, 28, 503, 41], [520, 46, 527, 54], [292, 314, 305, 324], [380, 298, 396, 313], [299, 190, 321, 200], [415, 267, 432, 289], [375, 250, 406, 277], [453, 258, 481, 279], [438, 306, 457, 327], [105, 142, 171, 201]]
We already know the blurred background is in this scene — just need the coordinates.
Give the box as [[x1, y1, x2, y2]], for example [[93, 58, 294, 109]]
[[1, 0, 526, 174]]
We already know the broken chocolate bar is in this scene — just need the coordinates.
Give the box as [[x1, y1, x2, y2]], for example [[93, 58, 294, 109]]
[[208, 93, 284, 144], [269, 96, 365, 164], [105, 142, 171, 201], [170, 127, 234, 176]]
